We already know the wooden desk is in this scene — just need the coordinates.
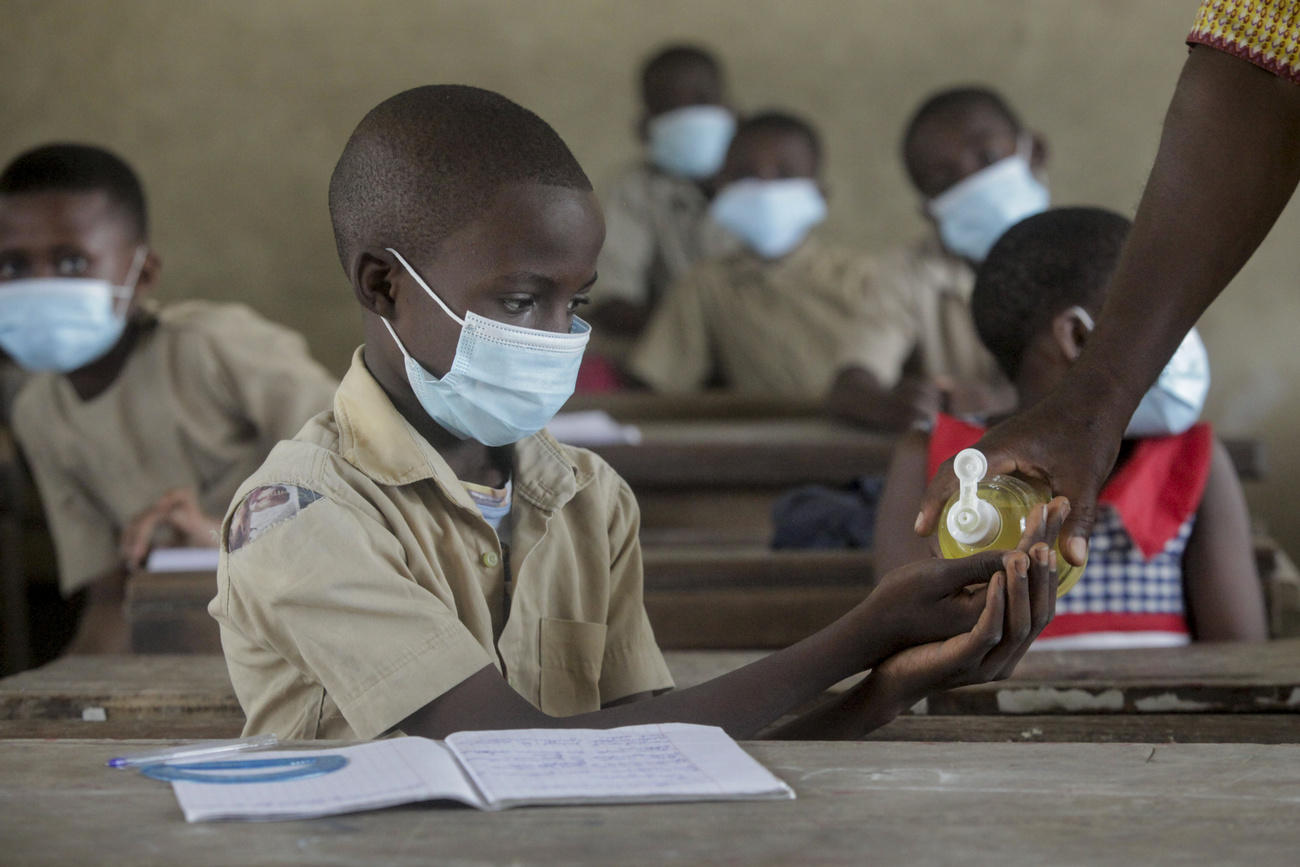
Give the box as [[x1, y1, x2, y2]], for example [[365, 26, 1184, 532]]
[[588, 418, 894, 546], [929, 638, 1300, 715], [0, 654, 242, 740], [3, 739, 1297, 865], [125, 548, 879, 653]]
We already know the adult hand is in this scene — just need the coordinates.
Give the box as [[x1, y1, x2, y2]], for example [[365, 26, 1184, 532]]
[[120, 487, 221, 570], [914, 384, 1122, 567]]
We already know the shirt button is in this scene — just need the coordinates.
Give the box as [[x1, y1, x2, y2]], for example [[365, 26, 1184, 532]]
[[481, 551, 500, 567]]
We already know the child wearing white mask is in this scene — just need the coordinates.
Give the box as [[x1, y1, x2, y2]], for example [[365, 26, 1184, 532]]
[[0, 143, 337, 653], [628, 111, 883, 399], [213, 84, 1066, 743], [828, 86, 1045, 432], [586, 44, 740, 374], [874, 207, 1267, 649]]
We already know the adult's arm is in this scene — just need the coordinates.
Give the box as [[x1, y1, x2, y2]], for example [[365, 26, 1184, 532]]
[[918, 45, 1300, 565]]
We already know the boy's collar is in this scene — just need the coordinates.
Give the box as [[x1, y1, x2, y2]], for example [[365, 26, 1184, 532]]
[[333, 347, 587, 511]]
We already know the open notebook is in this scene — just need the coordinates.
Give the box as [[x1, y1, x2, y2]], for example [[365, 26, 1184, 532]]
[[167, 723, 794, 822]]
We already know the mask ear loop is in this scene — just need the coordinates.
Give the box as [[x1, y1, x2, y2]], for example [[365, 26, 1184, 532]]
[[111, 245, 150, 317], [1067, 305, 1095, 332], [385, 247, 466, 326]]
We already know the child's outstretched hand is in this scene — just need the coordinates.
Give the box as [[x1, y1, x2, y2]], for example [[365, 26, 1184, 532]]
[[119, 487, 222, 570], [864, 496, 1067, 662], [862, 498, 1067, 714]]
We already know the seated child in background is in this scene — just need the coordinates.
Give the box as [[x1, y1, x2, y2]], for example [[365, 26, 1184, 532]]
[[0, 143, 338, 652], [874, 207, 1268, 648], [628, 111, 886, 398], [829, 86, 1044, 430], [212, 84, 1063, 742], [585, 43, 740, 379]]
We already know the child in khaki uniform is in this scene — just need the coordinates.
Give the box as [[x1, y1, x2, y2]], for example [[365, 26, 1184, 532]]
[[828, 87, 1044, 430], [588, 44, 739, 360], [628, 112, 886, 398], [212, 85, 1064, 742], [0, 144, 337, 652]]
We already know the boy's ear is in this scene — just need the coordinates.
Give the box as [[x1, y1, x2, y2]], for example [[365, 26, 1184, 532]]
[[1028, 130, 1049, 173], [1051, 307, 1090, 362], [352, 250, 398, 319]]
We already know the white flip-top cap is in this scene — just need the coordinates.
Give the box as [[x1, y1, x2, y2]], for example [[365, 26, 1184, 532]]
[[946, 448, 1001, 546]]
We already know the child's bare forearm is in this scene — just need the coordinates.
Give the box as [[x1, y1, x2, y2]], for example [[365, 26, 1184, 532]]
[[400, 599, 896, 740]]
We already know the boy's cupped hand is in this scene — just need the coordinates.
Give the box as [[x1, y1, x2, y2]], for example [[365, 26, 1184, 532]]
[[864, 496, 1067, 706]]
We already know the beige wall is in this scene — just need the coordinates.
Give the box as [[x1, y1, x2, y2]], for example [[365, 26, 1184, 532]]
[[7, 0, 1300, 556]]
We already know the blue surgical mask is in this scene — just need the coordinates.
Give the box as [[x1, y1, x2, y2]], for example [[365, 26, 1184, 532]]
[[1070, 306, 1209, 438], [928, 137, 1049, 263], [381, 248, 591, 447], [647, 105, 736, 179], [709, 178, 827, 259], [0, 246, 146, 372]]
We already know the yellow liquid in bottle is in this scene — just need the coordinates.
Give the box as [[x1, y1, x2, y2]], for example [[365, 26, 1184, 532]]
[[938, 474, 1084, 597]]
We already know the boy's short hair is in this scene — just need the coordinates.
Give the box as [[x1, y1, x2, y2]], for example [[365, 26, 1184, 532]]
[[971, 206, 1131, 380], [901, 86, 1022, 157], [735, 111, 823, 170], [328, 84, 592, 272], [0, 143, 148, 240], [640, 44, 722, 104]]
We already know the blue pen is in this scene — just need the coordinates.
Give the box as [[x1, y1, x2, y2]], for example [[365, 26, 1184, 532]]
[[107, 734, 279, 768]]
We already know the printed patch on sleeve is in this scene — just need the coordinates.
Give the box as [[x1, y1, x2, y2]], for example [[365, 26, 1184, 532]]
[[226, 485, 323, 552]]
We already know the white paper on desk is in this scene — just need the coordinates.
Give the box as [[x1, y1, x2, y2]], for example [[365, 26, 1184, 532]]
[[145, 547, 220, 572], [171, 738, 482, 822], [169, 723, 793, 822], [446, 723, 794, 809], [546, 410, 642, 446]]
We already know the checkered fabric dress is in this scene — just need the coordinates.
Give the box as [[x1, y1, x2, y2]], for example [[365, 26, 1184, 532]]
[[927, 414, 1211, 650], [1037, 506, 1193, 649]]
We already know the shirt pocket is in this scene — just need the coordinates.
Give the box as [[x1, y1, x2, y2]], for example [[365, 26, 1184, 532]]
[[538, 617, 607, 716]]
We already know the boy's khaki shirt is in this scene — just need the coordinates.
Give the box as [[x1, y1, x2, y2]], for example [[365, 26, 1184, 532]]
[[210, 349, 674, 741], [842, 235, 1009, 393], [628, 238, 887, 397], [11, 301, 337, 594]]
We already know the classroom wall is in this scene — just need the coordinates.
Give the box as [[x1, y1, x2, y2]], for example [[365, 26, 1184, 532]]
[[6, 0, 1300, 557]]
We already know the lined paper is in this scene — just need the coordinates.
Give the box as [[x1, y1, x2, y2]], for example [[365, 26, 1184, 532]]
[[171, 739, 482, 822], [167, 724, 793, 822], [447, 723, 794, 808]]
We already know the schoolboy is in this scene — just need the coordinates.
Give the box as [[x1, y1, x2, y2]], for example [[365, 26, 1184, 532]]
[[211, 84, 1064, 741], [628, 111, 884, 398], [588, 44, 739, 359], [874, 207, 1268, 647], [0, 143, 337, 652], [829, 86, 1044, 430]]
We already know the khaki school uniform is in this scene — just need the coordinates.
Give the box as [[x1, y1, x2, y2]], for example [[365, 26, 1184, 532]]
[[11, 301, 337, 595], [843, 235, 1009, 393], [210, 348, 674, 740], [628, 237, 887, 398], [594, 164, 737, 361]]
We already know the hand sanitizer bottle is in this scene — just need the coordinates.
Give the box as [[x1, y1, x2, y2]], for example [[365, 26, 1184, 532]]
[[938, 448, 1084, 596]]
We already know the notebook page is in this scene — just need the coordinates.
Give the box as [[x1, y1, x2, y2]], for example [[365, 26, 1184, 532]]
[[145, 546, 221, 572], [445, 723, 794, 809], [171, 738, 484, 822]]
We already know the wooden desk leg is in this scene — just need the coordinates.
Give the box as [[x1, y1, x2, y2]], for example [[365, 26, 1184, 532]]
[[0, 460, 31, 675]]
